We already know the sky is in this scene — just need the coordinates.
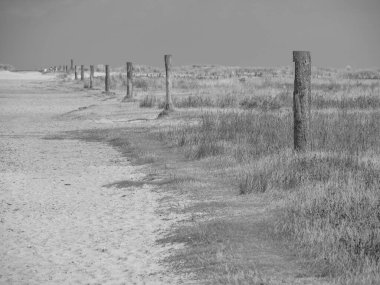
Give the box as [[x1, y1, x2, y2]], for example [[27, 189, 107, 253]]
[[0, 0, 379, 70]]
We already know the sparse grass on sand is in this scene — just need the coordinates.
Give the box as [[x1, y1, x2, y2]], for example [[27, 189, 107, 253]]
[[68, 65, 380, 284], [152, 70, 380, 284]]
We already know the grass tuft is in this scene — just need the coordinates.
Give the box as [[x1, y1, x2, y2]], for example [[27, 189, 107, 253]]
[[139, 95, 157, 108]]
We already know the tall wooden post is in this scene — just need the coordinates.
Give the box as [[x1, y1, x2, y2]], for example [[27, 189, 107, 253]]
[[123, 62, 133, 101], [74, 65, 78, 80], [105, 65, 110, 92], [90, 65, 94, 89], [70, 59, 74, 71], [81, 65, 84, 81], [293, 51, 311, 152], [164, 54, 174, 111]]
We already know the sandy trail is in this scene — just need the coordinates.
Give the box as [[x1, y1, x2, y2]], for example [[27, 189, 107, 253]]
[[0, 72, 185, 284]]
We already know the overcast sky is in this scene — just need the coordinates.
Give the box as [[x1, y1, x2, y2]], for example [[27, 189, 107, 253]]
[[0, 0, 379, 70]]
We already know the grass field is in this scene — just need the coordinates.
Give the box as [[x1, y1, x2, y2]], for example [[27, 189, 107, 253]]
[[73, 65, 380, 284]]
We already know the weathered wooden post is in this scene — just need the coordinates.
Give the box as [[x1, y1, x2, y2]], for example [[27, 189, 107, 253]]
[[293, 51, 311, 152], [122, 62, 133, 101], [163, 55, 175, 112], [74, 65, 78, 80], [105, 64, 110, 92], [70, 59, 74, 71], [65, 65, 68, 73], [90, 65, 94, 89], [158, 55, 175, 117], [81, 65, 84, 81]]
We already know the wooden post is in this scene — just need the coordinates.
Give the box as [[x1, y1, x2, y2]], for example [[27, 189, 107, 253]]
[[74, 65, 78, 80], [65, 65, 68, 73], [90, 65, 94, 89], [122, 62, 133, 101], [293, 51, 311, 152], [164, 54, 174, 111], [105, 64, 110, 92], [70, 59, 74, 71], [81, 65, 84, 81]]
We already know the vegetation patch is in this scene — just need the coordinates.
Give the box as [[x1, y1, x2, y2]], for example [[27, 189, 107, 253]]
[[0, 63, 15, 71], [158, 107, 380, 280]]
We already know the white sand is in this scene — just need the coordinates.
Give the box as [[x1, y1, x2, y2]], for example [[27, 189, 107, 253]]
[[0, 72, 188, 284], [0, 71, 55, 81]]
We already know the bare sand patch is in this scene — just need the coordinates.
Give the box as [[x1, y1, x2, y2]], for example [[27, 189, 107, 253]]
[[0, 73, 189, 284]]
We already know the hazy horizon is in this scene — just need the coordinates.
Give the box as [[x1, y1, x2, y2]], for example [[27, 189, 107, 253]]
[[1, 0, 379, 70]]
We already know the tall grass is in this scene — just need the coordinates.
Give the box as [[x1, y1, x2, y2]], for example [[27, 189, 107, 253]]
[[139, 95, 157, 108], [158, 109, 380, 279], [278, 168, 380, 276], [141, 66, 380, 281], [135, 74, 380, 112], [162, 111, 379, 159]]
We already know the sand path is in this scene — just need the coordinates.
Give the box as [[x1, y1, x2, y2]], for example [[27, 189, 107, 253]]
[[0, 72, 185, 284]]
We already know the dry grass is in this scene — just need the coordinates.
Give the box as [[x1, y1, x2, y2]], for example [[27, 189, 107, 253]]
[[152, 68, 380, 283], [133, 72, 380, 112], [139, 95, 157, 108], [69, 65, 380, 283]]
